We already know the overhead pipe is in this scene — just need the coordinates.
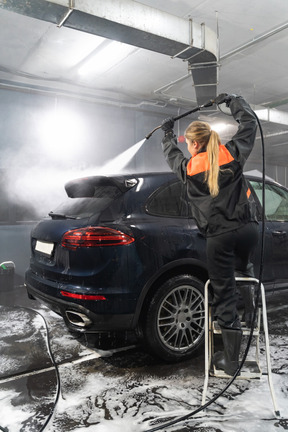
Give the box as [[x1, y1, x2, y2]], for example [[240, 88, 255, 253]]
[[221, 21, 288, 61]]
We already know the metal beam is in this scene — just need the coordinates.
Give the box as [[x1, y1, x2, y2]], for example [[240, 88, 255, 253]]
[[254, 105, 288, 127], [0, 0, 64, 23], [48, 0, 217, 57], [0, 0, 218, 105]]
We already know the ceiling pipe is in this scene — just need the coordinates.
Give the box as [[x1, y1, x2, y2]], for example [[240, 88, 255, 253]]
[[154, 74, 192, 94], [0, 78, 169, 112], [255, 130, 288, 141], [221, 21, 288, 61]]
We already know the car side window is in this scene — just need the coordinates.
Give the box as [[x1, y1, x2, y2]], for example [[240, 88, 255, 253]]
[[146, 180, 188, 217], [250, 180, 288, 221]]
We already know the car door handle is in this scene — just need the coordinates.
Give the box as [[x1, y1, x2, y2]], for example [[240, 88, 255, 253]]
[[272, 230, 287, 237]]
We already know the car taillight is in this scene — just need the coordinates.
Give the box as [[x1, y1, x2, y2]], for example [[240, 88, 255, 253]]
[[61, 226, 135, 250], [60, 291, 106, 301]]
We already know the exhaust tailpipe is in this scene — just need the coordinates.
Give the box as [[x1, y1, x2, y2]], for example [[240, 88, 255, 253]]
[[66, 310, 92, 328]]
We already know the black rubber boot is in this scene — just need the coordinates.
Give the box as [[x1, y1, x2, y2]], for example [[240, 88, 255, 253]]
[[212, 328, 242, 376], [239, 284, 257, 328]]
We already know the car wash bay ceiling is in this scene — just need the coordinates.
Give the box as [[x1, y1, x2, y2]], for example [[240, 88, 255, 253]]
[[1, 0, 288, 165]]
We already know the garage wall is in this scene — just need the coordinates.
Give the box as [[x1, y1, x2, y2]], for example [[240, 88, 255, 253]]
[[0, 88, 284, 281]]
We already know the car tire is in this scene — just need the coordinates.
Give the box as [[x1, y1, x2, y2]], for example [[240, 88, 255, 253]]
[[144, 274, 205, 362]]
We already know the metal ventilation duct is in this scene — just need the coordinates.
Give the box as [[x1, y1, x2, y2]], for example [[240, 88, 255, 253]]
[[0, 0, 218, 105]]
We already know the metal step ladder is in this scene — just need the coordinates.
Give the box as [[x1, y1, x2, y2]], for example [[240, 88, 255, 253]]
[[202, 277, 280, 417]]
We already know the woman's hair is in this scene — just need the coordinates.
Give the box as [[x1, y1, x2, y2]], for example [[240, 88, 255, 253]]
[[185, 121, 221, 197]]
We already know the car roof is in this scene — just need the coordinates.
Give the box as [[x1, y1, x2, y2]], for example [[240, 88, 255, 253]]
[[65, 169, 286, 197]]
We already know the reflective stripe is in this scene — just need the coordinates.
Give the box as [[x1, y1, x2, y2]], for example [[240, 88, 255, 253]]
[[187, 145, 234, 176]]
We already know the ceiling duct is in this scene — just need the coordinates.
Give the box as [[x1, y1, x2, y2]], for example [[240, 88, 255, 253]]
[[0, 0, 218, 106]]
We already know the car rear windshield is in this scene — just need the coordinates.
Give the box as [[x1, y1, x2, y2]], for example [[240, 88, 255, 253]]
[[49, 185, 122, 219]]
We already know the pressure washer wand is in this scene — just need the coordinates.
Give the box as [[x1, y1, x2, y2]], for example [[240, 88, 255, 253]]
[[145, 99, 215, 140]]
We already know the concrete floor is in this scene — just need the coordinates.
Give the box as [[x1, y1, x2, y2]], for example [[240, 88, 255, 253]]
[[0, 278, 288, 432]]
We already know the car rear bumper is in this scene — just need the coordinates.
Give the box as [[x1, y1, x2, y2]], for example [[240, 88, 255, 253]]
[[25, 282, 135, 333]]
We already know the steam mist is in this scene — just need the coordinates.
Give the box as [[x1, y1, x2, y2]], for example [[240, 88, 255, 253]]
[[4, 137, 147, 221], [0, 91, 165, 225]]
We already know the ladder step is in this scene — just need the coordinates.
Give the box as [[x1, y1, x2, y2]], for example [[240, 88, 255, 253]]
[[212, 321, 260, 336], [211, 360, 262, 379], [202, 278, 280, 416]]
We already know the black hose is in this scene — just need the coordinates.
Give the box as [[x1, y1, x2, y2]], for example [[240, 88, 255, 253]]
[[0, 307, 61, 432], [144, 109, 266, 432], [24, 307, 61, 432]]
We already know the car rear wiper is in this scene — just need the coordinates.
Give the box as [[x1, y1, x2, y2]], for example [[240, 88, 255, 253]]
[[48, 212, 77, 220]]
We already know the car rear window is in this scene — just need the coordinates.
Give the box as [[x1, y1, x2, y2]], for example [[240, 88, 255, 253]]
[[50, 185, 122, 219]]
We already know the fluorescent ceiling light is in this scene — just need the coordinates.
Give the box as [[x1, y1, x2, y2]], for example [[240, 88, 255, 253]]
[[78, 40, 136, 76]]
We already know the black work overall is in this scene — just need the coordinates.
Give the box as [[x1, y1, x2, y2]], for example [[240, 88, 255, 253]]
[[162, 96, 259, 328], [206, 222, 258, 327]]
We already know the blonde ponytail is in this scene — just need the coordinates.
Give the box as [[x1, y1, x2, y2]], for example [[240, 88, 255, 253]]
[[185, 121, 221, 197], [206, 130, 220, 197]]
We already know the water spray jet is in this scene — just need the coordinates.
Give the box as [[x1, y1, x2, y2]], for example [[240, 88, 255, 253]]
[[99, 138, 147, 174]]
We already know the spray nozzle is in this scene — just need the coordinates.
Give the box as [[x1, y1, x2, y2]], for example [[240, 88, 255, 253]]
[[145, 126, 162, 140], [145, 98, 216, 140]]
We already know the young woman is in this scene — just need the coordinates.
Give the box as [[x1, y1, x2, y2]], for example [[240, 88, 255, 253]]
[[161, 94, 259, 375]]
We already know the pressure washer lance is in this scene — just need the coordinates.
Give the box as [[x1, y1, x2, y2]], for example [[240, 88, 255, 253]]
[[145, 99, 215, 140]]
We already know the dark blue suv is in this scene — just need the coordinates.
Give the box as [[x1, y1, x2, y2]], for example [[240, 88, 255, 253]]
[[25, 171, 288, 361]]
